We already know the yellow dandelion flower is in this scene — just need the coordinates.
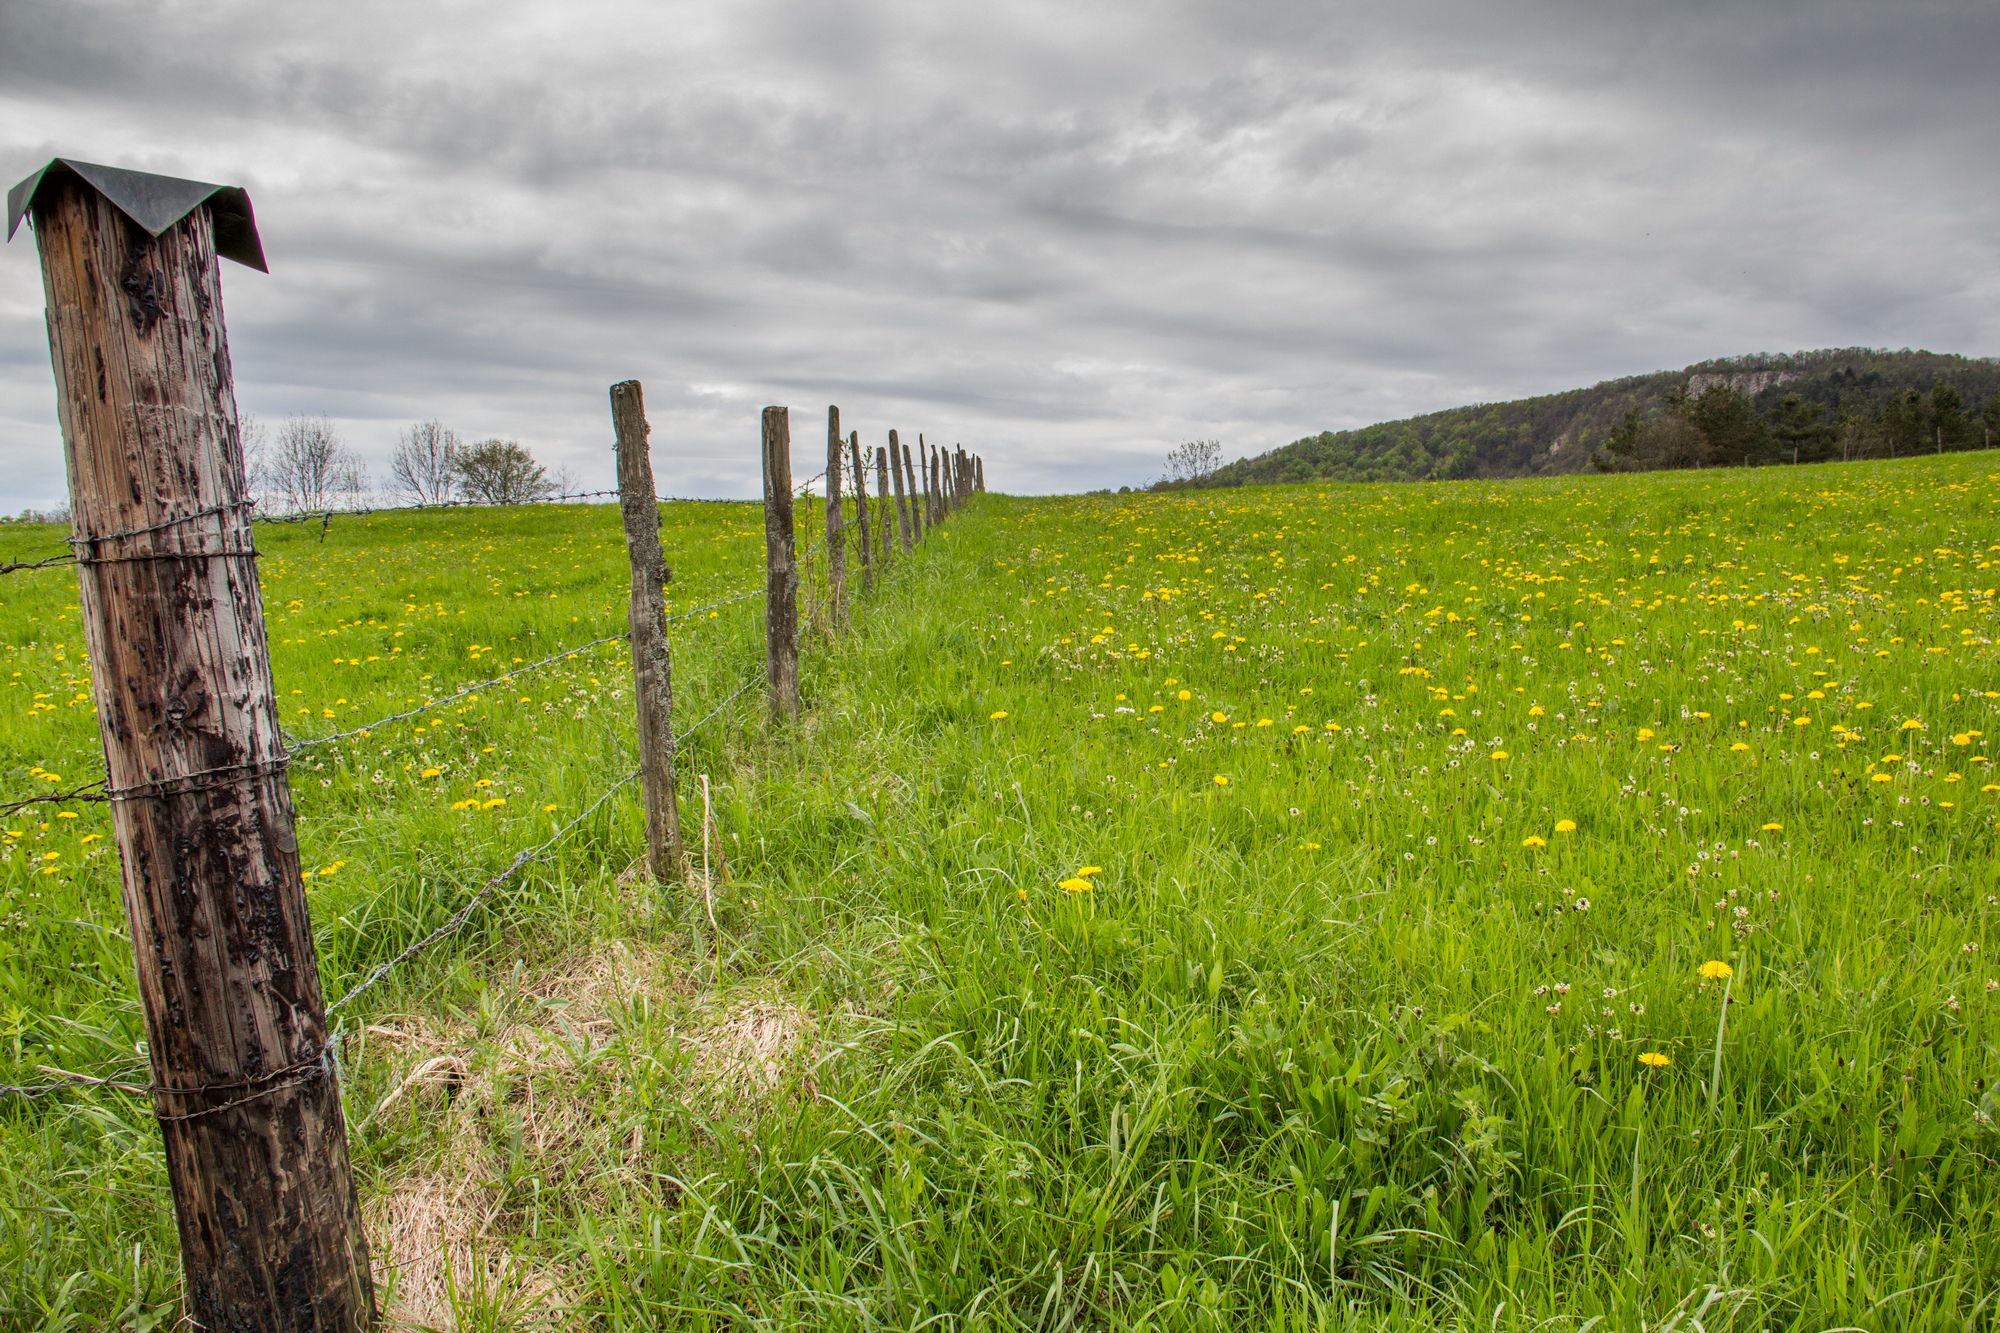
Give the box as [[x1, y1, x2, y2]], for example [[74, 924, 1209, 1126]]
[[480, 798, 506, 810], [1077, 866, 1104, 877], [1698, 960, 1733, 980], [1902, 719, 1923, 730], [1211, 711, 1228, 724], [1554, 819, 1577, 833], [1761, 822, 1782, 831], [1213, 775, 1229, 786], [1178, 689, 1192, 701], [1639, 1052, 1671, 1068], [1490, 750, 1509, 760], [1058, 877, 1092, 893], [422, 767, 442, 778], [989, 710, 1008, 720], [1793, 715, 1811, 727], [1731, 741, 1750, 752], [1522, 835, 1547, 848]]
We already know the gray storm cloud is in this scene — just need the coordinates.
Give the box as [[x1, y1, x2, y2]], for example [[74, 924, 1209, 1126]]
[[1, 0, 1994, 508]]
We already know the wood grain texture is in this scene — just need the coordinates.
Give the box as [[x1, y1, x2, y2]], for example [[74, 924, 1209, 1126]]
[[34, 173, 374, 1330], [762, 407, 799, 717], [612, 380, 682, 882]]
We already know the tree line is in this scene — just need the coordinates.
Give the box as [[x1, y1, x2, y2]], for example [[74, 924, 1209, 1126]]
[[1164, 348, 2000, 490], [245, 416, 574, 512], [1591, 374, 2000, 472]]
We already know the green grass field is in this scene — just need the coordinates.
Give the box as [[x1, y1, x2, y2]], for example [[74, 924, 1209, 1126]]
[[3, 454, 1998, 1330]]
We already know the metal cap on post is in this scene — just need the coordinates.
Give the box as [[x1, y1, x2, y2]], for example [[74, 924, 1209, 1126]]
[[10, 158, 371, 1330]]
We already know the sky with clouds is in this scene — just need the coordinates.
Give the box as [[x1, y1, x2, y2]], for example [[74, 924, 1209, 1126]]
[[1, 0, 1994, 509]]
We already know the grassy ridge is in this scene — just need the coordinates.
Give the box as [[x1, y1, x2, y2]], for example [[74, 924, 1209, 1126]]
[[3, 456, 1999, 1329]]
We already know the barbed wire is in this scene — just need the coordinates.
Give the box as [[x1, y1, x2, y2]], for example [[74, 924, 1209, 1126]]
[[288, 633, 633, 751], [326, 658, 767, 1017], [325, 770, 640, 1016], [0, 553, 77, 577], [0, 583, 769, 813], [0, 779, 110, 817]]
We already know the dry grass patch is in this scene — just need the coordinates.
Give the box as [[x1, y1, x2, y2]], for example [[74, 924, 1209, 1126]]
[[356, 937, 818, 1329]]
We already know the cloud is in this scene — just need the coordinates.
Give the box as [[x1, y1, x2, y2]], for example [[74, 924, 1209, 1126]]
[[1, 0, 1995, 510]]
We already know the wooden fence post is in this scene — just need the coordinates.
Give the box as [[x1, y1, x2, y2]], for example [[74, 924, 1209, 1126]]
[[16, 161, 373, 1329], [976, 455, 985, 492], [762, 407, 799, 717], [889, 428, 913, 552], [611, 380, 682, 882], [850, 431, 871, 594], [904, 439, 924, 542], [876, 445, 894, 559], [825, 406, 847, 629], [931, 442, 944, 519]]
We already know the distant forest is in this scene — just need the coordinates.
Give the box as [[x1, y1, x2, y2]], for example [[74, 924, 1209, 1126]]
[[1176, 349, 2000, 489]]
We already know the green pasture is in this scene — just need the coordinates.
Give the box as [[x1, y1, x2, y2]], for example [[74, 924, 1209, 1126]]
[[2, 454, 1998, 1330]]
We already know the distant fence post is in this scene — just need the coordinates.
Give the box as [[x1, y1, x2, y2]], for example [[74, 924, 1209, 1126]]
[[825, 405, 847, 629], [975, 455, 985, 492], [611, 379, 682, 881], [889, 428, 913, 552], [904, 438, 925, 542], [13, 159, 373, 1329], [877, 445, 895, 558], [762, 407, 799, 717], [850, 431, 872, 594]]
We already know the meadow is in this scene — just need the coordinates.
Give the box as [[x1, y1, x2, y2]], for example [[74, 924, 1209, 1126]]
[[2, 452, 1997, 1330]]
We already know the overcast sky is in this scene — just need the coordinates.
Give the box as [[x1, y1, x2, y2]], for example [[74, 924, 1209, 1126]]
[[1, 0, 1994, 508]]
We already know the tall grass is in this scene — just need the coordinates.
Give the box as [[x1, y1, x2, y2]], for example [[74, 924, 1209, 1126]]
[[2, 455, 1996, 1329]]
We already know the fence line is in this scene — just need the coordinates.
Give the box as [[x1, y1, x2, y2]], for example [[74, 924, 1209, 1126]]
[[2, 402, 983, 1111]]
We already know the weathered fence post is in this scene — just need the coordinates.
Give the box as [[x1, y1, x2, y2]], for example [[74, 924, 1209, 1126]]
[[923, 436, 938, 526], [904, 439, 925, 542], [889, 428, 913, 552], [931, 442, 944, 520], [763, 407, 799, 717], [825, 406, 847, 629], [10, 159, 373, 1329], [611, 379, 682, 882], [976, 455, 986, 492], [876, 445, 894, 559], [850, 431, 872, 594]]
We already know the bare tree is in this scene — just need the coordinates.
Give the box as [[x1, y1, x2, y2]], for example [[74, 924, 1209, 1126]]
[[1161, 439, 1223, 486], [267, 414, 369, 512], [389, 419, 462, 504], [240, 414, 271, 508], [454, 438, 555, 505]]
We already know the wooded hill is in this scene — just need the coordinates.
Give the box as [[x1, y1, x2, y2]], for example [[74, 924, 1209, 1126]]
[[1187, 348, 2000, 488]]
